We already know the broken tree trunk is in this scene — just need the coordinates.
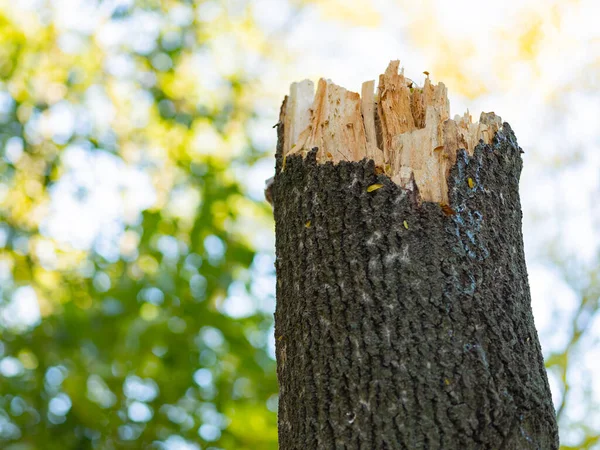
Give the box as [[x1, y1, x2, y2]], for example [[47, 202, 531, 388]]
[[270, 61, 559, 449]]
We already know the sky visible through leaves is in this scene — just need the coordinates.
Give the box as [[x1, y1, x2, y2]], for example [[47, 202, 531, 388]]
[[0, 0, 599, 449]]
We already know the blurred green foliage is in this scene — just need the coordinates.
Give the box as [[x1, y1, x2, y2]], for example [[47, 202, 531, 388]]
[[0, 1, 280, 448], [2, 1, 596, 449]]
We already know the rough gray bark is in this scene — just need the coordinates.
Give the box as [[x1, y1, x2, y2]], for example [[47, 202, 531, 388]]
[[271, 118, 559, 449]]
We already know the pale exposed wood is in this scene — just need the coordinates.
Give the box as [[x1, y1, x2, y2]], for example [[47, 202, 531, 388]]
[[391, 103, 447, 202], [377, 60, 416, 163], [361, 81, 377, 145], [279, 61, 504, 203], [388, 74, 452, 202], [361, 80, 384, 167], [291, 79, 368, 163], [283, 80, 315, 155]]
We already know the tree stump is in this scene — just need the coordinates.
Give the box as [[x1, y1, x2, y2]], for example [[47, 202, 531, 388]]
[[270, 61, 559, 450]]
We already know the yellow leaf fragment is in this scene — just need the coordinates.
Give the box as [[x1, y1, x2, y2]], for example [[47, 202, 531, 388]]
[[305, 220, 311, 228], [367, 183, 384, 192], [468, 177, 474, 189], [403, 220, 409, 229]]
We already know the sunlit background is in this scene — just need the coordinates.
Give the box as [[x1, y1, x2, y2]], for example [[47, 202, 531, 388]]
[[0, 0, 598, 448]]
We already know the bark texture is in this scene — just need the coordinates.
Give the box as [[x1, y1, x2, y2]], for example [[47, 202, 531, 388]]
[[272, 121, 559, 449]]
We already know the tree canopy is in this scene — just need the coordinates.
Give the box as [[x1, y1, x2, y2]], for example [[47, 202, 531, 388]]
[[0, 1, 281, 448]]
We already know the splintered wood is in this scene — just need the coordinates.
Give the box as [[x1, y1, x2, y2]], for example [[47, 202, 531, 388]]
[[280, 60, 503, 203]]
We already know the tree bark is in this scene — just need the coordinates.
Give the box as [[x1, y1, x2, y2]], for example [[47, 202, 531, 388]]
[[272, 119, 559, 449]]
